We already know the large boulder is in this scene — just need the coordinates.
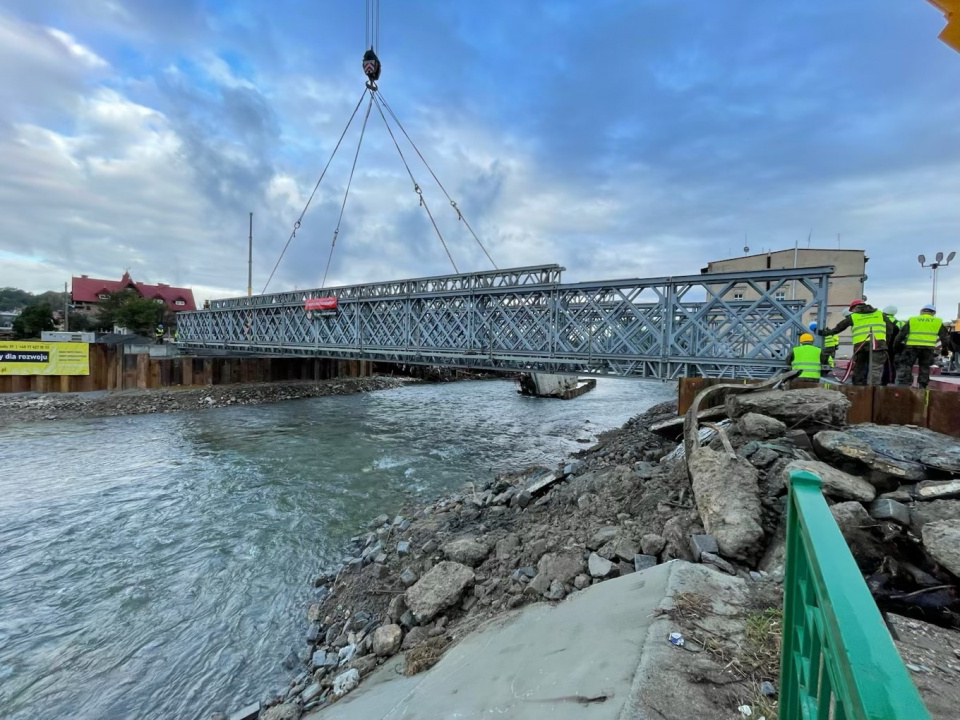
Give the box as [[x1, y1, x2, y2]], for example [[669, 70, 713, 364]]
[[404, 561, 475, 623], [262, 705, 299, 720], [528, 550, 586, 596], [737, 412, 787, 440], [372, 624, 403, 657], [830, 502, 883, 569], [442, 538, 491, 567], [814, 424, 960, 481], [921, 520, 960, 577], [687, 447, 763, 560], [909, 500, 960, 535], [782, 460, 876, 502], [725, 389, 849, 428]]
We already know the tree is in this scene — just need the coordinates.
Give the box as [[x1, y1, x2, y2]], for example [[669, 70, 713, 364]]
[[95, 289, 139, 331], [66, 311, 94, 332], [12, 302, 55, 338], [0, 287, 40, 311], [114, 296, 164, 336]]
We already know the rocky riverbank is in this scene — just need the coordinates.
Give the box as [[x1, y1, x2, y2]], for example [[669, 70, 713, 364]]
[[220, 386, 960, 720], [0, 377, 413, 426]]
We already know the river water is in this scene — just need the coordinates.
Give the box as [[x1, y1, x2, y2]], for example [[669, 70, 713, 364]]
[[0, 379, 674, 720]]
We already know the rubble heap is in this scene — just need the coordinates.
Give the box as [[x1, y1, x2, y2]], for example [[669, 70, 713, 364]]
[[243, 389, 960, 719]]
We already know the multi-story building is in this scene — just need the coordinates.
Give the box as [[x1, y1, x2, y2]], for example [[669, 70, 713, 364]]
[[71, 272, 197, 314], [701, 248, 867, 330]]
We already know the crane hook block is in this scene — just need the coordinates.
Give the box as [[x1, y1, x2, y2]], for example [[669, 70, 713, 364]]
[[362, 49, 381, 82]]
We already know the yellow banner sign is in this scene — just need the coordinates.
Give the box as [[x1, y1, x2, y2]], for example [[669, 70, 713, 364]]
[[0, 341, 90, 376]]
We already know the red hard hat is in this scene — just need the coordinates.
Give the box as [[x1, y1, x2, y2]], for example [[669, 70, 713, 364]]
[[848, 299, 863, 310]]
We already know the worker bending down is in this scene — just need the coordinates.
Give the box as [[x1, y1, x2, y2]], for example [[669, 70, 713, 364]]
[[786, 333, 822, 379]]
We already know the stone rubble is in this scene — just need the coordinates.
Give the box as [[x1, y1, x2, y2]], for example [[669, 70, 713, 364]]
[[222, 388, 960, 720]]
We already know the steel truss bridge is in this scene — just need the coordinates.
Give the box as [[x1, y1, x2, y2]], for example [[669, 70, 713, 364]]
[[176, 264, 832, 380]]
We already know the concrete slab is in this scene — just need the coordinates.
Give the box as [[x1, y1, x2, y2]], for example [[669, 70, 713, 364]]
[[305, 562, 678, 720]]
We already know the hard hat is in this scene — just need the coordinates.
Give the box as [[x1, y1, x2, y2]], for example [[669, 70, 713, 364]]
[[848, 299, 863, 310], [808, 321, 818, 330], [799, 333, 814, 343], [921, 303, 936, 313], [882, 305, 897, 316]]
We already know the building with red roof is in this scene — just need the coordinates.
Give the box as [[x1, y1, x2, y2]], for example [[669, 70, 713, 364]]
[[71, 272, 197, 313]]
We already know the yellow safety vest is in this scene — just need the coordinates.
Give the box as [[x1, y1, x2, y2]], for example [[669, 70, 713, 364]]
[[850, 310, 886, 344], [906, 314, 942, 347], [791, 344, 822, 378], [823, 333, 839, 348]]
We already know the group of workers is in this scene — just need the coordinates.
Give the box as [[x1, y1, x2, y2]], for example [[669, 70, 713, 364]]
[[788, 300, 958, 388]]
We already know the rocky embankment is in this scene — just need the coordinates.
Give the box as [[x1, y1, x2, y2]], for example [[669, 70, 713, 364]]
[[0, 377, 412, 425], [223, 388, 960, 720]]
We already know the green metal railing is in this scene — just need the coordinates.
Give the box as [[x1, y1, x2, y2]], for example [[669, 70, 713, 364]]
[[779, 469, 931, 720]]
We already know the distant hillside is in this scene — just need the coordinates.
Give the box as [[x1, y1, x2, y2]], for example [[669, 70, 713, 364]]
[[0, 287, 62, 311]]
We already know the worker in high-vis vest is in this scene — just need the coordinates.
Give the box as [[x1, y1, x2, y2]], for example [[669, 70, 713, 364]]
[[893, 304, 950, 388], [809, 321, 837, 377], [818, 299, 889, 386], [787, 333, 822, 379]]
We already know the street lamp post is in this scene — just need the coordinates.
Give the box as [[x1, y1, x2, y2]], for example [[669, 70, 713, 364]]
[[918, 251, 956, 307]]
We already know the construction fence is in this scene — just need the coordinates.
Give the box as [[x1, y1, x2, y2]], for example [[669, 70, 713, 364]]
[[0, 343, 374, 394]]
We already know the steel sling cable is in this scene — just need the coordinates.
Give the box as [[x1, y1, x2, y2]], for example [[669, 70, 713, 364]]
[[321, 90, 375, 288], [371, 92, 459, 273], [262, 88, 369, 293], [375, 91, 498, 269]]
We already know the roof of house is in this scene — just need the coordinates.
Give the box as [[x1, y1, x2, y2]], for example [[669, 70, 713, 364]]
[[72, 272, 197, 311]]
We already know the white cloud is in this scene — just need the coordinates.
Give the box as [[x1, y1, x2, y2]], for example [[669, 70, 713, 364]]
[[46, 28, 109, 69]]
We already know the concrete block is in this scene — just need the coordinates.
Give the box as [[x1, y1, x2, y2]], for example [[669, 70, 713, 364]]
[[869, 498, 910, 526], [227, 702, 260, 720], [633, 554, 657, 572], [689, 534, 719, 562], [396, 540, 411, 556]]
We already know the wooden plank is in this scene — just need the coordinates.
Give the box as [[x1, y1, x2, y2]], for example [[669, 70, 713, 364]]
[[0, 376, 11, 393], [182, 357, 193, 386], [873, 386, 928, 427], [927, 390, 960, 439]]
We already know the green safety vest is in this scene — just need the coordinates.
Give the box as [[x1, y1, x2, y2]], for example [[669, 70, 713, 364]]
[[823, 333, 839, 348], [850, 310, 886, 344], [791, 343, 822, 378], [905, 314, 942, 347]]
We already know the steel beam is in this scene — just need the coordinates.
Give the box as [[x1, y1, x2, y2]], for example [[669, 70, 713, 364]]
[[178, 264, 832, 380]]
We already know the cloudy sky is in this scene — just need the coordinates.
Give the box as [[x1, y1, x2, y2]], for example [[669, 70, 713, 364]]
[[1, 0, 958, 315]]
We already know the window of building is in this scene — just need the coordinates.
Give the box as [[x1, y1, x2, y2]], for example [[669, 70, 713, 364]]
[[174, 299, 186, 306], [775, 291, 786, 301], [98, 293, 109, 300], [733, 293, 744, 300]]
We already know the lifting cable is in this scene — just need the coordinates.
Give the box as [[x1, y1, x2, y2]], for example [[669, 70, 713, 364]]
[[262, 88, 369, 293], [376, 91, 498, 269], [372, 91, 459, 273], [321, 91, 375, 288]]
